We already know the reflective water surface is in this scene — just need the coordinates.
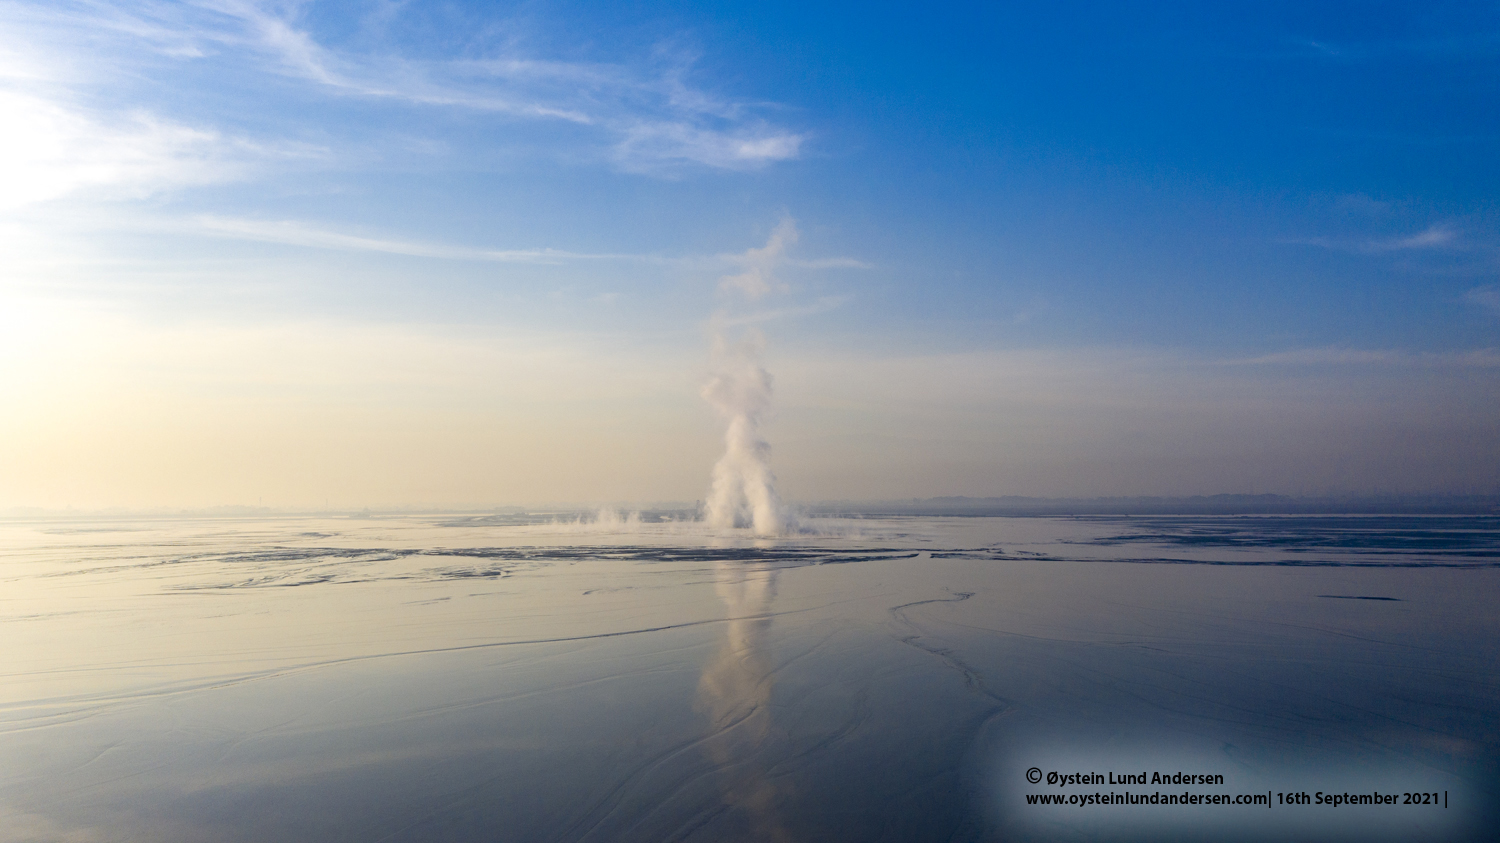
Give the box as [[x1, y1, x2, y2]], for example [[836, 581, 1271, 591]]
[[1, 514, 1496, 841]]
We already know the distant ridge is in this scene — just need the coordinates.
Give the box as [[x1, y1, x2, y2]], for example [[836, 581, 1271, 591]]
[[6, 494, 1499, 520], [809, 494, 1500, 516]]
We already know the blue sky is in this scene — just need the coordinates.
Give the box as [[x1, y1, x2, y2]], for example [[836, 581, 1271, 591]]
[[2, 1, 1497, 508]]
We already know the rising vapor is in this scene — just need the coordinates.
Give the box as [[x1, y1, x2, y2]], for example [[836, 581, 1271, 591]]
[[702, 220, 798, 535]]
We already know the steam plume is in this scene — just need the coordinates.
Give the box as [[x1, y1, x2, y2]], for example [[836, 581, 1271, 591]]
[[702, 220, 797, 535]]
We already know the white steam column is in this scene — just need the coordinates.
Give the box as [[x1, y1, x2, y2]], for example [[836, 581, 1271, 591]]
[[702, 220, 798, 535]]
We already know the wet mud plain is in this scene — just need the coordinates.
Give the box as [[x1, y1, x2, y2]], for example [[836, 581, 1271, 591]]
[[1, 514, 1496, 841]]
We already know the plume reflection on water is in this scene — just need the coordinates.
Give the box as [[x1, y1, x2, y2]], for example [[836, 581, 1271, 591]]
[[696, 561, 792, 841]]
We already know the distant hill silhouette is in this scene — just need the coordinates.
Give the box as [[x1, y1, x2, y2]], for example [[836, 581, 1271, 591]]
[[809, 494, 1500, 516]]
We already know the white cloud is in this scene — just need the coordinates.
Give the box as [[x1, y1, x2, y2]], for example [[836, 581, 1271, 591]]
[[210, 0, 341, 84], [189, 215, 652, 264], [183, 1, 805, 172], [0, 90, 241, 210], [1, 0, 806, 188], [612, 120, 803, 171], [1226, 346, 1500, 368], [183, 215, 868, 278], [0, 10, 328, 212], [1372, 224, 1457, 251], [1284, 223, 1462, 254]]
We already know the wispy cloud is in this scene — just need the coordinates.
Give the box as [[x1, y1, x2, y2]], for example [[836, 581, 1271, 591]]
[[186, 215, 870, 273], [1228, 346, 1500, 368], [0, 89, 246, 210], [191, 215, 665, 264], [0, 0, 809, 226], [1285, 223, 1461, 253], [1369, 224, 1457, 251], [0, 5, 329, 211], [11, 0, 806, 174], [237, 2, 807, 171]]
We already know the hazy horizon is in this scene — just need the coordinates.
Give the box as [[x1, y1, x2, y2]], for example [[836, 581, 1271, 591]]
[[6, 491, 1499, 520]]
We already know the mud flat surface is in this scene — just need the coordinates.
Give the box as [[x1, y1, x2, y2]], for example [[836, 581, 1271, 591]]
[[2, 514, 1495, 841]]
